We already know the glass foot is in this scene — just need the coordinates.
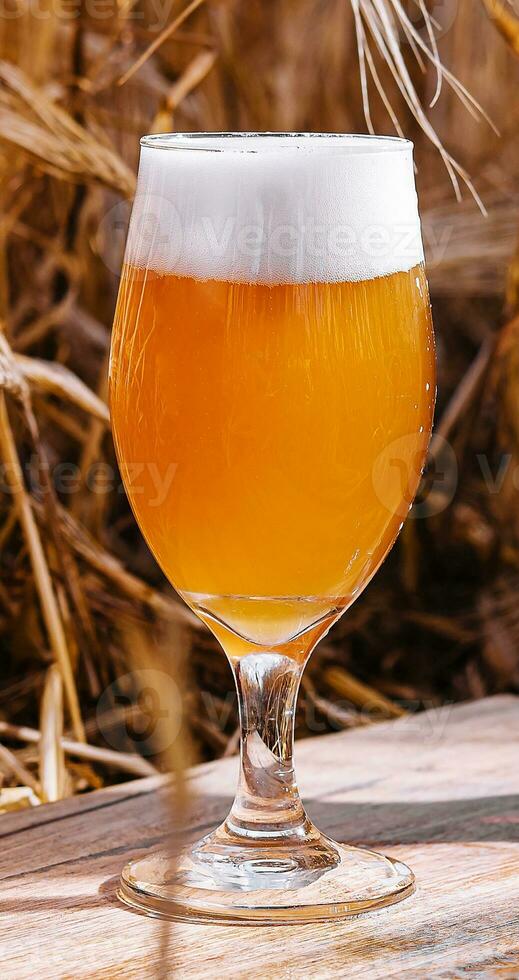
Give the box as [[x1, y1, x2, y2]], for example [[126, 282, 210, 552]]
[[118, 823, 415, 924]]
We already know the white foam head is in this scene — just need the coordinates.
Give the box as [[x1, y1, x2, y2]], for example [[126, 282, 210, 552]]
[[127, 133, 424, 284]]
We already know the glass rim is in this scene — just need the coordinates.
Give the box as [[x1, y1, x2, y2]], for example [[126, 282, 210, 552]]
[[139, 132, 414, 154]]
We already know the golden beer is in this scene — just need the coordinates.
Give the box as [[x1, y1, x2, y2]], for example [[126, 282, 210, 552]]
[[111, 263, 434, 644]]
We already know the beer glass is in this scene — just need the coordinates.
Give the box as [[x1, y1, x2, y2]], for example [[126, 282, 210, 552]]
[[110, 133, 435, 923]]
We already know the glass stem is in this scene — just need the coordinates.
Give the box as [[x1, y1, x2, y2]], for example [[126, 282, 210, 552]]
[[224, 650, 311, 842]]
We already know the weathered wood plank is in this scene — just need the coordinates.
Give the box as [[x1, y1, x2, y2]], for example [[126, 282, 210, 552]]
[[1, 695, 518, 978]]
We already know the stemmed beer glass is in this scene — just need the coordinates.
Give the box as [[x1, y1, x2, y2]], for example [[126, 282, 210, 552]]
[[110, 133, 435, 923]]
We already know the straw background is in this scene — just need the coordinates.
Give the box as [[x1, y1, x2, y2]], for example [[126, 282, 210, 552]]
[[0, 0, 519, 809]]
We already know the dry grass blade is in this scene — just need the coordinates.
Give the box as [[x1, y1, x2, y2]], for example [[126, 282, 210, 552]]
[[302, 674, 370, 730], [0, 787, 41, 814], [39, 665, 67, 801], [39, 665, 67, 803], [14, 295, 78, 353], [34, 399, 93, 444], [1, 331, 104, 709], [354, 0, 492, 208], [0, 741, 40, 795], [0, 61, 135, 196], [491, 314, 519, 450], [351, 0, 376, 134], [389, 0, 496, 129], [0, 393, 86, 743], [152, 49, 218, 131], [118, 0, 207, 85], [0, 332, 30, 401], [166, 48, 217, 112], [323, 666, 407, 718], [481, 0, 519, 55], [70, 353, 109, 530], [0, 721, 157, 777], [360, 10, 405, 136], [50, 500, 201, 628], [15, 355, 110, 424], [430, 336, 496, 458], [0, 506, 17, 551], [222, 724, 240, 757], [417, 0, 442, 108], [424, 192, 519, 297], [45, 740, 157, 777]]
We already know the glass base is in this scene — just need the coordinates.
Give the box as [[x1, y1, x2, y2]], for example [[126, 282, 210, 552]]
[[118, 823, 415, 924]]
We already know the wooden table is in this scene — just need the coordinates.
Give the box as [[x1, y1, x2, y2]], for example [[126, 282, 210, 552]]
[[2, 695, 519, 978]]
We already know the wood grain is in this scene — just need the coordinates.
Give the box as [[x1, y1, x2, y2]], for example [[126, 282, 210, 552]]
[[1, 695, 519, 978]]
